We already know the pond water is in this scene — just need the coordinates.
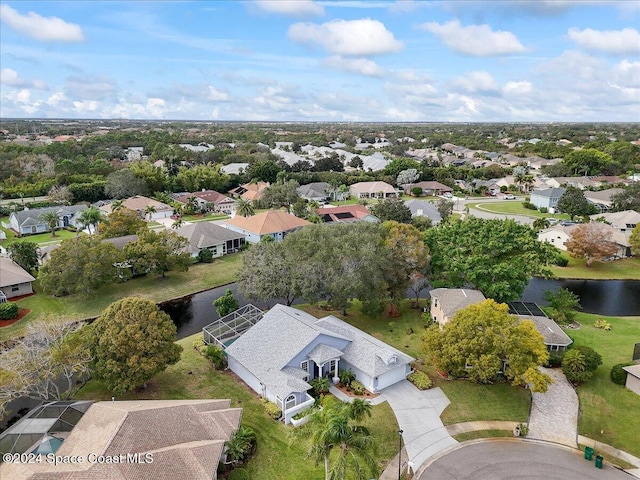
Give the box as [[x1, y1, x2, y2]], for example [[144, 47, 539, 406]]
[[166, 279, 640, 340]]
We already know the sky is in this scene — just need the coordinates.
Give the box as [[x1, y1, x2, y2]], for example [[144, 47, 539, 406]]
[[0, 0, 639, 122]]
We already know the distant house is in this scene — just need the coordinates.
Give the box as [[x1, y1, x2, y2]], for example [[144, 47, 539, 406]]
[[223, 210, 311, 243], [228, 182, 270, 203], [349, 181, 398, 199], [404, 200, 442, 224], [175, 222, 245, 258], [590, 210, 640, 234], [220, 163, 249, 175], [429, 288, 487, 327], [297, 182, 331, 202], [1, 399, 241, 480], [0, 257, 35, 300], [9, 205, 88, 235], [220, 304, 414, 424], [316, 205, 378, 223], [584, 188, 624, 211], [98, 196, 173, 220], [530, 188, 566, 210], [538, 223, 631, 258], [173, 190, 236, 214], [623, 365, 640, 396], [404, 181, 453, 196]]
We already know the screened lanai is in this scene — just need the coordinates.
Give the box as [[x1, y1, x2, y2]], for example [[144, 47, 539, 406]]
[[202, 304, 264, 349]]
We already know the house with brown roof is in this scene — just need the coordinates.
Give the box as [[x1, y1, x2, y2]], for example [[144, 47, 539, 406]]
[[223, 210, 311, 243], [173, 190, 237, 214], [98, 196, 173, 220], [316, 205, 379, 223], [1, 399, 242, 480], [228, 182, 270, 203], [349, 181, 398, 199], [404, 181, 453, 196], [0, 257, 35, 300], [584, 188, 624, 211]]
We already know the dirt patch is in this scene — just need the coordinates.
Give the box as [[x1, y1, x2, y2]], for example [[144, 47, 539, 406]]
[[0, 308, 31, 328]]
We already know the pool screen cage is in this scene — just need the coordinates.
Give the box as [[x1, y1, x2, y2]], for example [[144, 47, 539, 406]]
[[202, 304, 264, 350]]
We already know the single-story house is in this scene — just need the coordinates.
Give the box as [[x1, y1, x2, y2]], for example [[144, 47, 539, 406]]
[[623, 364, 640, 396], [1, 399, 241, 480], [404, 181, 453, 196], [0, 257, 35, 300], [515, 314, 573, 352], [590, 210, 640, 234], [220, 163, 249, 175], [223, 210, 311, 243], [349, 181, 398, 199], [98, 196, 173, 220], [9, 205, 88, 235], [429, 288, 487, 326], [584, 188, 624, 211], [173, 190, 237, 214], [538, 223, 631, 257], [175, 221, 245, 258], [530, 188, 566, 210], [404, 200, 442, 224], [297, 182, 330, 202], [316, 205, 379, 223], [228, 182, 270, 203], [222, 304, 414, 424]]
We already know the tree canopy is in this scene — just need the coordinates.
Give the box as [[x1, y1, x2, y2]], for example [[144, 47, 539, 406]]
[[423, 299, 551, 392], [611, 183, 640, 212], [370, 197, 412, 224], [630, 224, 640, 257], [260, 179, 301, 212], [105, 169, 148, 199], [565, 222, 619, 266], [424, 217, 555, 302], [91, 297, 182, 395], [557, 186, 595, 220], [123, 229, 191, 278], [99, 207, 147, 238], [7, 241, 39, 274], [213, 288, 239, 317]]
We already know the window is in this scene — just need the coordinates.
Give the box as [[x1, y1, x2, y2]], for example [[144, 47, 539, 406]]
[[434, 298, 438, 307], [12, 286, 19, 292], [285, 394, 296, 410], [300, 360, 309, 373]]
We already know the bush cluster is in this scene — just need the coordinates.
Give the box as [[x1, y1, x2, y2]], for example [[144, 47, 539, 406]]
[[408, 370, 433, 390], [522, 201, 537, 210], [228, 469, 250, 480], [610, 363, 634, 385], [350, 380, 365, 395], [0, 302, 19, 320], [260, 398, 282, 420], [539, 207, 548, 213], [205, 345, 225, 370], [593, 318, 611, 330], [554, 256, 569, 267]]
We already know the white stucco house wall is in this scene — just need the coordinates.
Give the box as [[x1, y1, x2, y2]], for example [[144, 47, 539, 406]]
[[530, 188, 566, 210]]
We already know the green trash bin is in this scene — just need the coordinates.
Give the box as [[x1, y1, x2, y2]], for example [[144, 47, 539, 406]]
[[584, 446, 594, 460], [595, 455, 603, 469]]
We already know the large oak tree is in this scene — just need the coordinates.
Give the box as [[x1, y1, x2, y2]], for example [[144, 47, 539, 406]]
[[565, 222, 619, 267]]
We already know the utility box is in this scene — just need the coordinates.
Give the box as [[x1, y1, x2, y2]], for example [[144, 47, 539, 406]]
[[584, 446, 594, 460], [595, 455, 604, 469]]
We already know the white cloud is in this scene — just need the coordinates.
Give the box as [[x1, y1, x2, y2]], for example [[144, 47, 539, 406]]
[[252, 0, 324, 17], [146, 98, 167, 118], [288, 18, 403, 56], [568, 27, 640, 54], [503, 81, 533, 95], [0, 4, 85, 43], [47, 92, 66, 107], [64, 75, 117, 100], [420, 19, 527, 56], [0, 68, 47, 89], [207, 86, 230, 101], [323, 56, 383, 76], [450, 71, 499, 94], [72, 100, 99, 114]]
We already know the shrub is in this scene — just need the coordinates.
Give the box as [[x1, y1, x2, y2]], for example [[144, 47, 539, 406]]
[[610, 363, 634, 385], [408, 371, 433, 390], [562, 349, 591, 384], [350, 380, 365, 395], [197, 248, 214, 263], [518, 423, 529, 436], [292, 407, 313, 420], [574, 345, 602, 373], [545, 351, 565, 368], [500, 186, 508, 193], [338, 369, 356, 387], [594, 318, 611, 330], [193, 337, 207, 353], [539, 207, 548, 214], [0, 302, 19, 320], [410, 187, 423, 197], [260, 398, 282, 420], [554, 256, 569, 267], [310, 377, 331, 395], [205, 345, 225, 370], [228, 469, 250, 480], [522, 201, 537, 210]]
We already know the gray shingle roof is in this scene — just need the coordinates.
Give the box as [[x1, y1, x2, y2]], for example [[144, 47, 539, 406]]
[[12, 205, 88, 228], [430, 288, 487, 318], [297, 182, 330, 199], [176, 221, 245, 254], [308, 344, 345, 365], [531, 187, 566, 198], [404, 200, 442, 222], [518, 315, 573, 347]]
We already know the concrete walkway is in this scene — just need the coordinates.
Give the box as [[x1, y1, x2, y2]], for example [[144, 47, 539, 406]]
[[380, 380, 457, 474], [528, 367, 579, 447]]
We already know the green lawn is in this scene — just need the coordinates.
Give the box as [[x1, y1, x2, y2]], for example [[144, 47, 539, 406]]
[[472, 202, 570, 220], [0, 223, 80, 246], [1, 254, 243, 341], [181, 213, 229, 223], [550, 253, 640, 280], [76, 334, 400, 480], [567, 313, 640, 457], [300, 300, 532, 426], [453, 429, 514, 442]]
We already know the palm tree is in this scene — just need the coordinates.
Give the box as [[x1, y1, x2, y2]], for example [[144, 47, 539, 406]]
[[38, 211, 60, 237], [236, 198, 254, 217], [144, 205, 157, 221], [171, 218, 184, 229], [532, 217, 550, 231], [111, 199, 124, 211], [78, 206, 103, 235], [224, 426, 256, 466]]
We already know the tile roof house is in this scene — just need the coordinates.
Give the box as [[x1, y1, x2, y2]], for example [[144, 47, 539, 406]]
[[0, 257, 35, 300], [98, 196, 173, 220], [530, 188, 566, 210], [228, 182, 270, 203], [1, 400, 242, 480], [349, 181, 398, 199], [223, 210, 311, 243], [429, 288, 487, 327], [404, 200, 442, 223], [173, 190, 237, 214], [9, 205, 88, 235], [222, 304, 414, 424], [316, 205, 379, 223], [404, 181, 453, 196], [175, 221, 245, 257]]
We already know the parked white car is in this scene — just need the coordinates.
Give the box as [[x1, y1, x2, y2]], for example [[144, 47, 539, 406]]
[[504, 194, 517, 200]]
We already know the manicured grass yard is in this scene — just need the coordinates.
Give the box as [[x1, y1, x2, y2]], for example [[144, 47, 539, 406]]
[[76, 334, 400, 480], [567, 313, 640, 457], [452, 429, 514, 442], [472, 201, 570, 220], [550, 253, 640, 280], [1, 254, 243, 341]]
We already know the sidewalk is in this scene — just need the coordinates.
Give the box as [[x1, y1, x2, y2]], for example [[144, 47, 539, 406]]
[[445, 420, 519, 436]]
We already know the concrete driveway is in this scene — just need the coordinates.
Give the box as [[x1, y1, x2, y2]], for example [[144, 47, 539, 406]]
[[381, 380, 457, 472]]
